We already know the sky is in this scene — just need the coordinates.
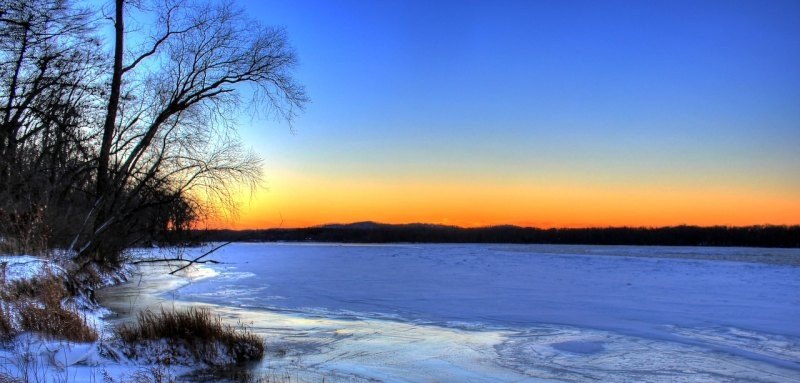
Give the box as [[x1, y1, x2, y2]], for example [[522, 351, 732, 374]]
[[215, 0, 800, 229]]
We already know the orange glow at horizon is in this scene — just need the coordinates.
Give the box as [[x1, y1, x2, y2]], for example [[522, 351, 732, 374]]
[[201, 171, 800, 230]]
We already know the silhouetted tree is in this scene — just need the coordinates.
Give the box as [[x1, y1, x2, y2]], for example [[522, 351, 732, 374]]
[[79, 0, 306, 265], [0, 0, 307, 264], [0, 0, 104, 249]]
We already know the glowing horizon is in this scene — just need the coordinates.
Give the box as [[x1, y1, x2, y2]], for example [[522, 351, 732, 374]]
[[211, 0, 800, 230], [203, 169, 800, 230]]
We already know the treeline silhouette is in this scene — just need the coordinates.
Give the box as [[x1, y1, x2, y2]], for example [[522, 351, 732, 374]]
[[199, 222, 800, 248]]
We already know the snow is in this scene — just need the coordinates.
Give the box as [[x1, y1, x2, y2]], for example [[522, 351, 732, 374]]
[[0, 255, 64, 282], [96, 243, 800, 382], [0, 332, 191, 383]]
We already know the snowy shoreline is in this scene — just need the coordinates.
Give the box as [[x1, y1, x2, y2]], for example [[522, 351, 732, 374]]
[[0, 255, 206, 382]]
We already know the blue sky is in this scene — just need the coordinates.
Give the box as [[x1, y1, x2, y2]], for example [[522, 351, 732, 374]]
[[224, 0, 800, 228]]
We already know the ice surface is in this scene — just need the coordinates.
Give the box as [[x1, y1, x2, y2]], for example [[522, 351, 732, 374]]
[[96, 243, 800, 382], [551, 340, 605, 354], [172, 244, 800, 337]]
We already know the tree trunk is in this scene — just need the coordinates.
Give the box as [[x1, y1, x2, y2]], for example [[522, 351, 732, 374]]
[[0, 21, 29, 194], [96, 0, 124, 204], [90, 0, 125, 257]]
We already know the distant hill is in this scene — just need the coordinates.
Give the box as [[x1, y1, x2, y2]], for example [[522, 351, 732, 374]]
[[198, 223, 800, 248]]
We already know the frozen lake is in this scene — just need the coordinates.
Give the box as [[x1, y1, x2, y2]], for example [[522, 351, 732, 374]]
[[100, 243, 800, 382]]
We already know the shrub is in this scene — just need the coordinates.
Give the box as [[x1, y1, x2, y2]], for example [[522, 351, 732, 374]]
[[117, 308, 264, 365]]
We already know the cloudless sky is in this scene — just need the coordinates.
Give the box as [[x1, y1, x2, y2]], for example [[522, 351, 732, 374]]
[[220, 0, 800, 228]]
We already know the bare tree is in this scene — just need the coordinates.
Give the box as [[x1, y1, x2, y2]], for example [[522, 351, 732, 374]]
[[0, 0, 105, 250], [78, 0, 307, 263], [0, 0, 100, 194], [0, 0, 306, 263]]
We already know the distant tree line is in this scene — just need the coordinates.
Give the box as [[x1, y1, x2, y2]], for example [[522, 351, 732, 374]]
[[0, 0, 305, 265], [200, 223, 800, 248]]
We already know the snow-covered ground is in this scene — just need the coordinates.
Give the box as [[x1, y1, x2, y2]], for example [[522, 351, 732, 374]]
[[94, 243, 800, 382], [0, 255, 64, 282], [0, 255, 170, 383]]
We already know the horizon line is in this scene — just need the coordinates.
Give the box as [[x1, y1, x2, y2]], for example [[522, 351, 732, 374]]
[[199, 220, 800, 231]]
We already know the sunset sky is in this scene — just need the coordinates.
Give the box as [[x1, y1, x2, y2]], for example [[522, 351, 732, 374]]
[[216, 0, 800, 229]]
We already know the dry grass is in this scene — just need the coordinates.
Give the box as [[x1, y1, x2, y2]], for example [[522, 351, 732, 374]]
[[117, 308, 264, 364], [0, 207, 49, 256], [0, 305, 13, 338], [119, 366, 178, 383], [6, 270, 64, 307], [18, 304, 97, 342], [0, 265, 97, 342]]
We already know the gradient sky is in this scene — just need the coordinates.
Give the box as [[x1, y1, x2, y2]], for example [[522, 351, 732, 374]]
[[216, 0, 800, 229]]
